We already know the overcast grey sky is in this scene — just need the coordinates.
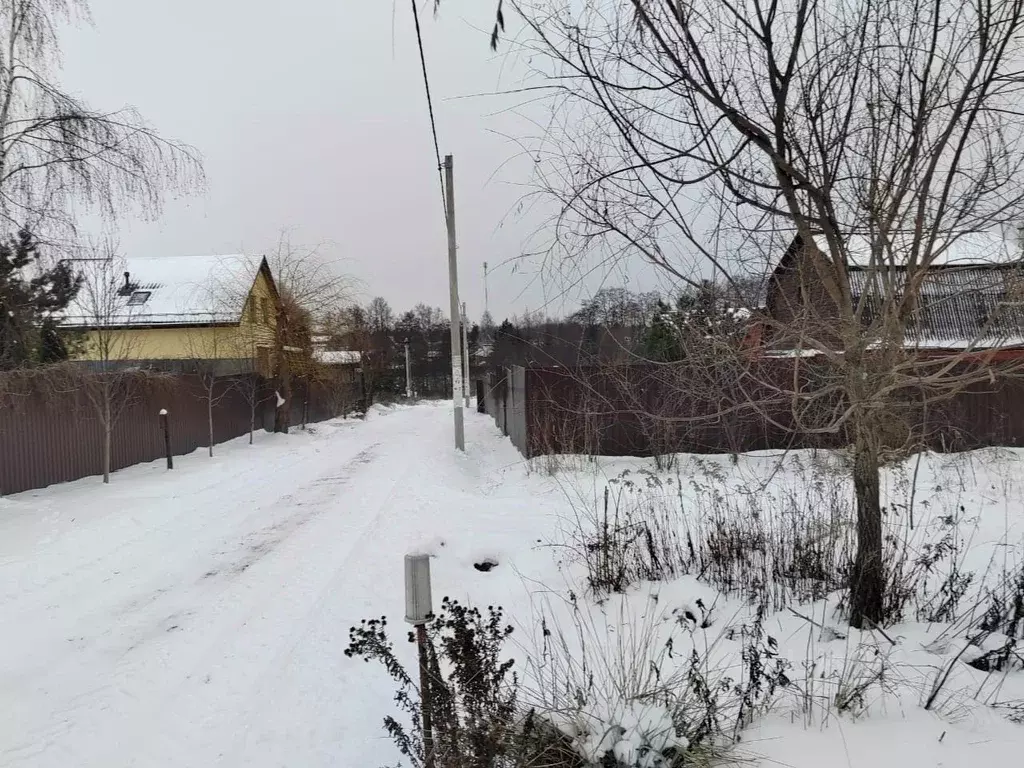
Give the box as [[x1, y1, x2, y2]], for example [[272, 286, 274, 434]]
[[56, 0, 667, 323]]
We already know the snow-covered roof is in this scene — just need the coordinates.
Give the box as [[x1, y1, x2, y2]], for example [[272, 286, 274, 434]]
[[811, 230, 1019, 268], [762, 348, 824, 358], [61, 254, 266, 328], [314, 349, 360, 365], [848, 264, 1024, 349]]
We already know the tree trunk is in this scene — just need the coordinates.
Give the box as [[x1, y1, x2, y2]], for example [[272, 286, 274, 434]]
[[274, 307, 291, 434], [249, 394, 255, 445], [849, 431, 884, 628], [275, 367, 291, 434]]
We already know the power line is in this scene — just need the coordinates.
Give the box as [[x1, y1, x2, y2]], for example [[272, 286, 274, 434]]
[[409, 0, 446, 216]]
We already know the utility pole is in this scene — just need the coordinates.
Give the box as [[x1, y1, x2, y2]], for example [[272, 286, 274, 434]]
[[461, 301, 471, 409], [483, 261, 489, 317], [444, 154, 465, 451], [404, 338, 413, 399]]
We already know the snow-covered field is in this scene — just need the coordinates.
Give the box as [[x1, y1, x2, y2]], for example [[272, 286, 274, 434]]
[[2, 402, 1023, 767]]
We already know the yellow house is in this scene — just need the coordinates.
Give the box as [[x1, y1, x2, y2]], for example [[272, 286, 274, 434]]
[[61, 254, 280, 375]]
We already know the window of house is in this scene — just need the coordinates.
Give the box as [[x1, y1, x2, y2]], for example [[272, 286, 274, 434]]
[[261, 297, 270, 324], [127, 290, 151, 306], [246, 296, 255, 323]]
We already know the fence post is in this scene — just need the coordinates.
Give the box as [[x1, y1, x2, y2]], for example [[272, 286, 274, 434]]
[[159, 409, 173, 470]]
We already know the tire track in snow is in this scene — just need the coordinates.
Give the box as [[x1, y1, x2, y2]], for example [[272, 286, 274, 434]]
[[0, 416, 403, 768], [84, 415, 427, 766], [165, 415, 427, 764]]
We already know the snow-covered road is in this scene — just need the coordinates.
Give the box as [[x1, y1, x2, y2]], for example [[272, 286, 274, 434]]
[[0, 403, 557, 767]]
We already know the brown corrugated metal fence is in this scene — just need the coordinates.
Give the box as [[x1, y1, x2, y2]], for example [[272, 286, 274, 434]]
[[481, 363, 1024, 459], [0, 372, 360, 495]]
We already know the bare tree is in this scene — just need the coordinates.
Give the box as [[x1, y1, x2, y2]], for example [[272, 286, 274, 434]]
[[200, 261, 274, 445], [0, 0, 203, 242], [74, 242, 151, 482], [234, 365, 267, 444], [366, 296, 394, 335], [515, 0, 1024, 626], [231, 307, 270, 444], [366, 296, 396, 403], [262, 233, 357, 432], [338, 299, 397, 409], [182, 325, 232, 458]]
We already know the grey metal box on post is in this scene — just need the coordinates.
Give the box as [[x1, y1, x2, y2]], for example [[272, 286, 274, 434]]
[[404, 554, 433, 624]]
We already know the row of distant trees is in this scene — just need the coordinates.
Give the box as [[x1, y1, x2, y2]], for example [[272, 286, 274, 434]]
[[333, 299, 482, 404], [332, 280, 759, 407], [488, 282, 756, 369]]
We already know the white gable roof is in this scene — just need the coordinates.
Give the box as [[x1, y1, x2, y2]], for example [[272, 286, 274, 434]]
[[62, 253, 265, 328], [812, 230, 1019, 268]]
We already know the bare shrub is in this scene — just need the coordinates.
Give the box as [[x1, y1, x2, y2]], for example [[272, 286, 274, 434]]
[[526, 594, 789, 766], [345, 598, 577, 768], [561, 456, 979, 626]]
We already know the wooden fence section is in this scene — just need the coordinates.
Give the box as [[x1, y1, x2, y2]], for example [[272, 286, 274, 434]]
[[0, 373, 360, 495], [482, 363, 1024, 459]]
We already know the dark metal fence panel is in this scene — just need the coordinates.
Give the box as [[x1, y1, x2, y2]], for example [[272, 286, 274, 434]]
[[0, 373, 359, 495], [511, 363, 1024, 459], [507, 366, 530, 456], [481, 368, 509, 436]]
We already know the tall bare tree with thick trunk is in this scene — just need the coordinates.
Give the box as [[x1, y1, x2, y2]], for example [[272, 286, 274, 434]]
[[513, 0, 1024, 626]]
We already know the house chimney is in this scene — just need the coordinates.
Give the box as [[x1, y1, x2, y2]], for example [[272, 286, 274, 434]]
[[124, 271, 130, 290]]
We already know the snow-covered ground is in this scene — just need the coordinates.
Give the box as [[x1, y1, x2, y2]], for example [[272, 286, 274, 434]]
[[1, 403, 562, 767], [2, 402, 1023, 767]]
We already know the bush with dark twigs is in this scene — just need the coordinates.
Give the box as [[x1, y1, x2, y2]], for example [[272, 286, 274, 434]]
[[345, 598, 578, 768], [523, 589, 791, 768]]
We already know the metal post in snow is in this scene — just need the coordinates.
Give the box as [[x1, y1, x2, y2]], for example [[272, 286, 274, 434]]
[[405, 554, 435, 768], [159, 409, 173, 470]]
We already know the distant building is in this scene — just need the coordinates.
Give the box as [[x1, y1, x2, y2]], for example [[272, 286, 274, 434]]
[[749, 230, 1024, 359], [61, 254, 281, 375], [310, 335, 360, 382]]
